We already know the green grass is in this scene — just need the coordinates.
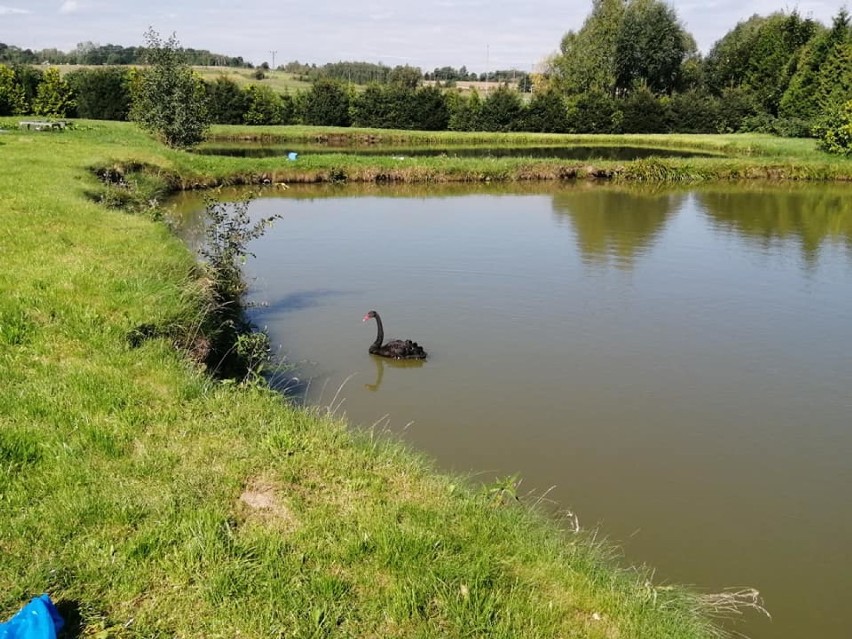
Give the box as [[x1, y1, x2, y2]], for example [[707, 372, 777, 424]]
[[54, 64, 314, 94], [0, 119, 764, 637], [193, 66, 313, 93]]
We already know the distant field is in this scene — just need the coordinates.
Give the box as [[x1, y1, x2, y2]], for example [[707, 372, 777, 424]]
[[51, 63, 313, 93], [193, 66, 312, 93]]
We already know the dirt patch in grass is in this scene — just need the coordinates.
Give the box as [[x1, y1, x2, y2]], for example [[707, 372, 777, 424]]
[[238, 477, 299, 533]]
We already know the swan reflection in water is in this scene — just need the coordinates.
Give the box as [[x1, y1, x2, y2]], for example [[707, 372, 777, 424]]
[[365, 354, 425, 392]]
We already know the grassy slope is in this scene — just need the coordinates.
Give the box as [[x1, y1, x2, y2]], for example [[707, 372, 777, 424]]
[[1, 120, 760, 638], [55, 64, 313, 94], [193, 66, 313, 93]]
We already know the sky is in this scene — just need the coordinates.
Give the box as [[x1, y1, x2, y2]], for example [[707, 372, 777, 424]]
[[0, 0, 848, 71]]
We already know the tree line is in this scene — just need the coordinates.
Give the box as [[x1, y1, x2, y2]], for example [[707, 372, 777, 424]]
[[0, 41, 249, 67], [2, 3, 851, 153]]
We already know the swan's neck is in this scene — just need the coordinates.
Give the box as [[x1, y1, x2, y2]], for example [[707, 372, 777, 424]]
[[372, 314, 384, 348]]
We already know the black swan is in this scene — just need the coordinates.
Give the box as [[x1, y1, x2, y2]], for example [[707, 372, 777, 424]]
[[362, 310, 427, 359]]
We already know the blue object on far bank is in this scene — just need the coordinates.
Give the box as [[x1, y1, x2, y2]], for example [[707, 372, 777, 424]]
[[288, 152, 298, 161], [0, 595, 64, 639]]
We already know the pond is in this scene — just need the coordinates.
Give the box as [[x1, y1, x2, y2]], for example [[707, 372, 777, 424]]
[[171, 181, 852, 639], [193, 143, 718, 160]]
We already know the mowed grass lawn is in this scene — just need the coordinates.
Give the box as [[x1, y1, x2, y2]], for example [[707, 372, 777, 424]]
[[0, 119, 772, 638]]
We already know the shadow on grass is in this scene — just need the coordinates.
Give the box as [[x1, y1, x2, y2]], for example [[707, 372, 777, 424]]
[[55, 600, 83, 639]]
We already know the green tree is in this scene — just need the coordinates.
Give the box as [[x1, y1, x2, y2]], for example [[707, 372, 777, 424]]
[[32, 67, 75, 117], [0, 44, 37, 64], [478, 86, 523, 131], [411, 85, 449, 130], [303, 78, 351, 126], [289, 90, 308, 124], [387, 86, 420, 129], [780, 10, 847, 120], [666, 90, 720, 133], [551, 0, 692, 97], [352, 83, 447, 130], [704, 15, 768, 94], [749, 12, 818, 114], [704, 11, 819, 115], [388, 65, 422, 89], [447, 90, 482, 131], [551, 0, 624, 95], [716, 85, 760, 132], [352, 83, 393, 128], [566, 90, 622, 133], [66, 67, 132, 120], [518, 89, 570, 132], [130, 28, 210, 148], [279, 92, 296, 125], [620, 85, 667, 132], [243, 84, 283, 125], [615, 0, 691, 95], [205, 76, 248, 124], [13, 64, 43, 110], [813, 41, 852, 114], [0, 64, 26, 115]]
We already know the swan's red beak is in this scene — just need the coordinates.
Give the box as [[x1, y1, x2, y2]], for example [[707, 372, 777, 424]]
[[362, 314, 371, 322]]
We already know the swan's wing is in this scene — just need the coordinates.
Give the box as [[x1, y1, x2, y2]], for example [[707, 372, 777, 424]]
[[383, 339, 427, 358]]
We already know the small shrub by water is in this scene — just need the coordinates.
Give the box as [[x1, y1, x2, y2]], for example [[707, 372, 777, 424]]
[[197, 195, 281, 380]]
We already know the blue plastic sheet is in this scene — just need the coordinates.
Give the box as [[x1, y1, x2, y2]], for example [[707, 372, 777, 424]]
[[0, 595, 64, 639]]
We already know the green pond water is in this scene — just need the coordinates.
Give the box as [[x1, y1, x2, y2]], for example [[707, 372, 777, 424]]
[[171, 181, 852, 639]]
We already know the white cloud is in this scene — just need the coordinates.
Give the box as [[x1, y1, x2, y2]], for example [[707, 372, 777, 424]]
[[4, 0, 846, 69]]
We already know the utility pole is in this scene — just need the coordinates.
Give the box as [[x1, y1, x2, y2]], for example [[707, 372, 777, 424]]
[[269, 50, 277, 72]]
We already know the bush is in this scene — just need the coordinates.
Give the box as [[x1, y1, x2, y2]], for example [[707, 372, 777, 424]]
[[716, 86, 760, 133], [739, 112, 777, 133], [351, 83, 397, 128], [12, 64, 42, 111], [411, 85, 449, 130], [205, 76, 247, 124], [518, 89, 569, 133], [666, 90, 720, 133], [566, 90, 623, 133], [66, 67, 132, 120], [200, 196, 280, 380], [447, 90, 481, 131], [0, 64, 26, 115], [478, 86, 524, 132], [303, 78, 350, 126], [279, 92, 296, 125], [620, 86, 667, 133], [243, 85, 284, 125], [814, 99, 852, 155], [771, 117, 814, 138], [32, 67, 75, 118]]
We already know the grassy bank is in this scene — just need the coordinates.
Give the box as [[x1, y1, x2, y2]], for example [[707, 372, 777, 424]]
[[127, 123, 852, 186], [2, 119, 753, 637], [6, 120, 847, 192]]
